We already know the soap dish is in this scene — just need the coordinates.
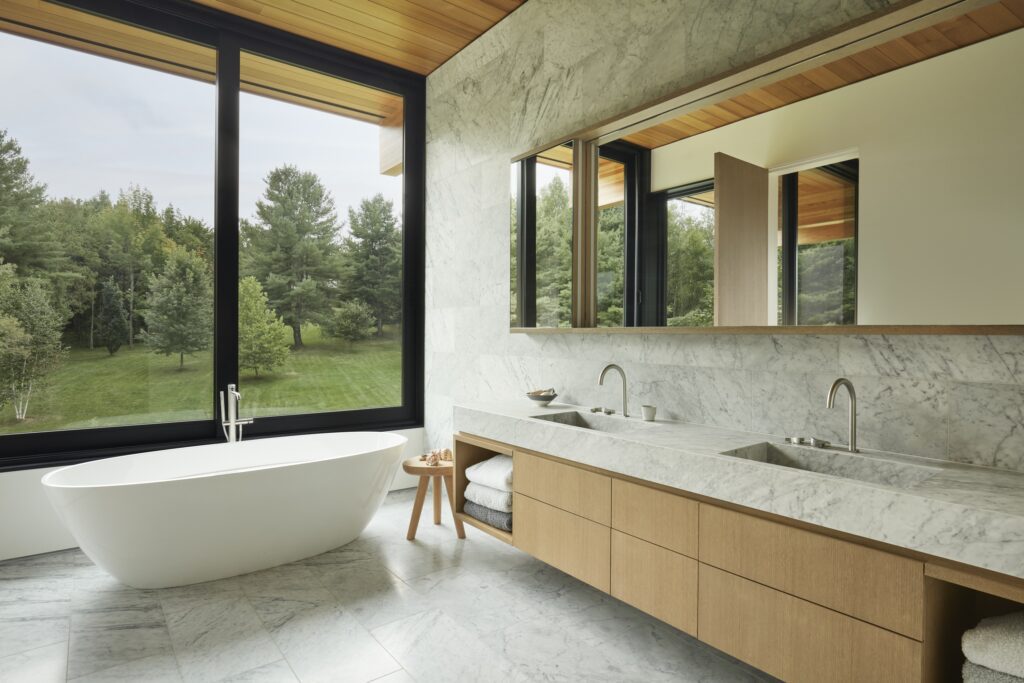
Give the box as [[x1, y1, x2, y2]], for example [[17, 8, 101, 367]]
[[526, 388, 558, 407]]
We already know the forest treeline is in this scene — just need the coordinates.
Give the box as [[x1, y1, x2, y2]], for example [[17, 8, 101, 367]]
[[0, 129, 403, 421]]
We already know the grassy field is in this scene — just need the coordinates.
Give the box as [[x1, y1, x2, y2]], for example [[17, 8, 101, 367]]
[[0, 325, 402, 435]]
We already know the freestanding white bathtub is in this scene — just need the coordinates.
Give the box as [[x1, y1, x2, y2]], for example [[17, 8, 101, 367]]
[[41, 432, 407, 588]]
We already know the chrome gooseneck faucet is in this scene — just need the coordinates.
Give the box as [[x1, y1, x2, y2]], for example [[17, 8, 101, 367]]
[[826, 377, 857, 453], [599, 364, 629, 418], [220, 384, 253, 443]]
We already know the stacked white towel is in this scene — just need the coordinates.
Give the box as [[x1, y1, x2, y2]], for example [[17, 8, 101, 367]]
[[465, 454, 513, 491], [963, 611, 1024, 682], [465, 482, 512, 513], [463, 455, 514, 530]]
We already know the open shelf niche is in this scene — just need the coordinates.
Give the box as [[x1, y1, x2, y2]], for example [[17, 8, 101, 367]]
[[452, 433, 514, 544]]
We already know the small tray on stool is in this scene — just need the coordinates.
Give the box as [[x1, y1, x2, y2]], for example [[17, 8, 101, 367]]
[[402, 456, 466, 541]]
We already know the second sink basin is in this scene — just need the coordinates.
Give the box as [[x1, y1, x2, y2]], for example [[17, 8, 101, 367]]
[[531, 410, 657, 434], [722, 442, 942, 488]]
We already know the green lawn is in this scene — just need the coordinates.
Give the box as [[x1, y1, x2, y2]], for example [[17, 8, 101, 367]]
[[0, 325, 402, 435]]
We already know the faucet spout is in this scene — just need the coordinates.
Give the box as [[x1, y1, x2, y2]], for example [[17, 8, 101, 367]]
[[598, 364, 629, 418], [826, 377, 857, 453]]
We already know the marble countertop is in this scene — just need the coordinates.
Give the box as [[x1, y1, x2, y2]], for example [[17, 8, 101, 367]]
[[454, 401, 1024, 580]]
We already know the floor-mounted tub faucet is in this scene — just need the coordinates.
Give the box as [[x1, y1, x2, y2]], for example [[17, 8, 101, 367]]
[[220, 384, 254, 442], [599, 364, 629, 418], [826, 377, 857, 453]]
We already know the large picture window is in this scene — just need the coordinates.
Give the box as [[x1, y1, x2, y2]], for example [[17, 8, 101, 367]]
[[0, 1, 423, 467]]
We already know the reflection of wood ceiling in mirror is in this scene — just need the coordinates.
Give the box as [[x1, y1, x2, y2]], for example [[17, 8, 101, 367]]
[[622, 0, 1024, 148], [192, 0, 524, 75], [792, 169, 857, 245], [536, 145, 625, 208]]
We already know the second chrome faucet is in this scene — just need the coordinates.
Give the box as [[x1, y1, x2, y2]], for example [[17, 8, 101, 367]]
[[598, 364, 628, 417], [826, 377, 858, 453]]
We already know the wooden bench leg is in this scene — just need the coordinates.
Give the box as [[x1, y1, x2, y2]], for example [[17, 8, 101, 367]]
[[433, 475, 442, 524], [443, 474, 466, 539], [407, 476, 429, 541]]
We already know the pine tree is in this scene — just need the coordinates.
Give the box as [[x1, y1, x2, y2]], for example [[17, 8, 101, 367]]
[[241, 165, 341, 348], [238, 276, 290, 377], [323, 299, 374, 345], [341, 194, 402, 336], [95, 278, 130, 355], [141, 248, 212, 369]]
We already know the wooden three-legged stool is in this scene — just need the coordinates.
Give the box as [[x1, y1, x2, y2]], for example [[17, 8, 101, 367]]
[[402, 457, 466, 540]]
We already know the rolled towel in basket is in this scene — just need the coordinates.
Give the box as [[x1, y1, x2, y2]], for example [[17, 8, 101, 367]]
[[464, 500, 512, 532], [465, 482, 513, 513], [465, 454, 513, 492], [963, 611, 1024, 678], [964, 661, 1024, 683]]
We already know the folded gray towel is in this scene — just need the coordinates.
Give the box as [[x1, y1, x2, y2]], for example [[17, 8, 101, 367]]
[[463, 500, 512, 532], [964, 661, 1024, 683], [963, 611, 1024, 677]]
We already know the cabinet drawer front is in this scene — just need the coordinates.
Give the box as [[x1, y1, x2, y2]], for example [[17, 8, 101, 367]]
[[611, 479, 697, 557], [514, 493, 610, 591], [699, 565, 921, 683], [611, 530, 697, 635], [699, 504, 923, 639], [514, 451, 611, 525]]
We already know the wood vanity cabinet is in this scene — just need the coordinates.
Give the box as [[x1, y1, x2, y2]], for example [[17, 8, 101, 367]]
[[456, 434, 1024, 682]]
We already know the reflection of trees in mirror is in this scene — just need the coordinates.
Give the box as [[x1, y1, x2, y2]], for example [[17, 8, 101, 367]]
[[597, 204, 625, 327], [796, 238, 856, 325], [535, 175, 572, 328], [510, 195, 517, 326], [666, 199, 714, 327]]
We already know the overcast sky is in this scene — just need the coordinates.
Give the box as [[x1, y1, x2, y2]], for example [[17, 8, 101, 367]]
[[0, 31, 402, 229]]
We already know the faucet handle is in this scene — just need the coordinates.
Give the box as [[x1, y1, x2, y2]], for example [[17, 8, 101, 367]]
[[810, 437, 831, 449]]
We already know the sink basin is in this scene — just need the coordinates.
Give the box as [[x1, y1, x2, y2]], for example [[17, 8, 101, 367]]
[[722, 442, 941, 488], [531, 410, 658, 434]]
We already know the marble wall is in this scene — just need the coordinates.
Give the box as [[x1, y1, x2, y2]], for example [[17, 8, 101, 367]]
[[423, 0, 1024, 471]]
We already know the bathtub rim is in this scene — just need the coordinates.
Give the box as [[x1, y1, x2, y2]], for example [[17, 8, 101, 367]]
[[40, 431, 408, 490]]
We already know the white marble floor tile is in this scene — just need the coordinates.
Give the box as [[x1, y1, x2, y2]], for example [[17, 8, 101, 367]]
[[238, 565, 335, 632], [163, 594, 282, 683], [267, 604, 400, 683], [369, 669, 416, 683], [215, 659, 298, 682], [67, 621, 174, 680], [313, 562, 431, 631], [69, 653, 181, 682], [0, 615, 70, 658], [372, 608, 530, 683], [0, 641, 67, 682]]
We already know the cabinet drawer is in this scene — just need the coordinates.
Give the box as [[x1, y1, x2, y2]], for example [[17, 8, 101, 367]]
[[699, 565, 921, 682], [514, 451, 611, 525], [611, 479, 697, 557], [611, 530, 697, 635], [514, 493, 610, 591], [699, 504, 923, 639]]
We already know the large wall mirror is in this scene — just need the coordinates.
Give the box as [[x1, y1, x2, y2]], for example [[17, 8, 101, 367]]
[[511, 0, 1024, 332]]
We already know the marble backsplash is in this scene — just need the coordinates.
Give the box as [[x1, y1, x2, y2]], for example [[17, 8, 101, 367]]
[[423, 0, 1024, 472]]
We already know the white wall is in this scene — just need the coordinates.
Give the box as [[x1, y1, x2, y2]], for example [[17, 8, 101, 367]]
[[651, 30, 1024, 325], [0, 427, 423, 562]]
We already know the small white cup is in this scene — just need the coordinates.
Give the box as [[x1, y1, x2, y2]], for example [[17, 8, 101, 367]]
[[641, 405, 657, 421]]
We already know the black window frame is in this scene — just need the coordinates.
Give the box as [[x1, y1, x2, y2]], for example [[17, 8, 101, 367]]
[[0, 0, 425, 472]]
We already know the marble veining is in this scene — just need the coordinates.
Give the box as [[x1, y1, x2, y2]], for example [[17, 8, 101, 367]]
[[0, 491, 772, 682], [455, 402, 1024, 579], [423, 0, 1024, 474]]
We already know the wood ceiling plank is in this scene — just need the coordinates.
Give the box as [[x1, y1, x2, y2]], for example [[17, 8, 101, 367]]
[[402, 0, 496, 33], [800, 64, 849, 90], [847, 47, 900, 76], [444, 0, 508, 23], [366, 0, 482, 41], [901, 25, 960, 57], [933, 15, 990, 45], [1001, 0, 1024, 23], [778, 73, 826, 99], [966, 1, 1024, 34], [295, 0, 468, 52], [872, 36, 928, 67]]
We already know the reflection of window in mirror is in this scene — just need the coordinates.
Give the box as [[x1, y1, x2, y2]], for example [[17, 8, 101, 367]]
[[664, 182, 715, 328], [778, 160, 858, 326], [510, 142, 573, 328], [597, 156, 626, 327]]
